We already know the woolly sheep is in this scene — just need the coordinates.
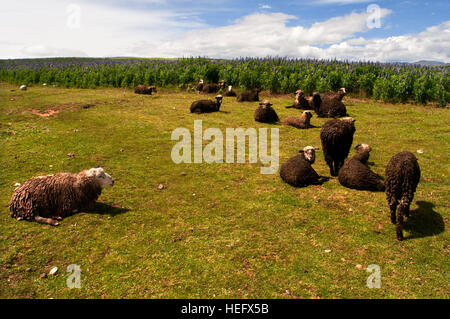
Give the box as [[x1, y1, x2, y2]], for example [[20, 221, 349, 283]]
[[254, 100, 279, 123], [286, 90, 311, 109], [9, 168, 114, 226], [237, 88, 260, 102], [320, 117, 356, 176], [385, 151, 421, 241], [134, 85, 156, 95], [338, 144, 385, 192], [280, 146, 328, 187], [310, 92, 347, 118], [321, 88, 346, 101], [202, 80, 225, 93], [282, 111, 314, 129], [190, 95, 223, 113], [223, 85, 237, 97]]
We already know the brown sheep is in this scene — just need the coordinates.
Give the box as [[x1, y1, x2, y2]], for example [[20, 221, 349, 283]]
[[237, 88, 260, 102], [190, 95, 223, 113], [338, 144, 385, 192], [254, 100, 279, 123], [280, 146, 329, 187], [223, 85, 237, 97], [310, 92, 347, 118], [134, 85, 156, 95], [321, 88, 346, 101], [286, 90, 311, 109], [385, 151, 421, 241], [9, 168, 114, 226], [282, 111, 314, 129], [202, 80, 225, 93]]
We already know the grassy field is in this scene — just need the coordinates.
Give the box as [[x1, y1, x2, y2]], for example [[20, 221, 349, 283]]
[[0, 82, 448, 299]]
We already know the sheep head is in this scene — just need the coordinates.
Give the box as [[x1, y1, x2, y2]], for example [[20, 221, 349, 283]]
[[85, 167, 114, 187], [302, 110, 313, 121], [215, 95, 223, 107], [299, 146, 318, 164]]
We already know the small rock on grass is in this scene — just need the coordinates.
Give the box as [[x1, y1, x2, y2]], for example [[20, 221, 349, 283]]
[[49, 267, 58, 275], [40, 273, 47, 279], [356, 264, 364, 269], [67, 153, 75, 158], [157, 184, 164, 190]]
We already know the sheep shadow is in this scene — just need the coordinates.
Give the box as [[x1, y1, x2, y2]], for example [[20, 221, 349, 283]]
[[403, 201, 445, 240], [87, 202, 130, 217]]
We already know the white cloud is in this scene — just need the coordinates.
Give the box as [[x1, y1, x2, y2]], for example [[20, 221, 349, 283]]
[[0, 1, 448, 63], [259, 4, 272, 9]]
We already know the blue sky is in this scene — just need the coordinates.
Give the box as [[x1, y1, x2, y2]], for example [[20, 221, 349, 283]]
[[1, 0, 449, 62]]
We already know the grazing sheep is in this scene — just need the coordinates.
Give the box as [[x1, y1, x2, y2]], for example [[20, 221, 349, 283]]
[[321, 88, 346, 101], [223, 85, 237, 97], [190, 95, 223, 113], [385, 151, 421, 241], [338, 144, 385, 192], [280, 146, 328, 187], [310, 92, 347, 118], [9, 168, 114, 226], [237, 88, 260, 102], [254, 100, 279, 123], [134, 85, 155, 95], [202, 80, 225, 93], [286, 90, 311, 109], [20, 85, 27, 91], [320, 117, 356, 176], [282, 111, 314, 129]]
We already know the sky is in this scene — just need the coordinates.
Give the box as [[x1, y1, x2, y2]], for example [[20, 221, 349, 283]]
[[1, 0, 449, 62]]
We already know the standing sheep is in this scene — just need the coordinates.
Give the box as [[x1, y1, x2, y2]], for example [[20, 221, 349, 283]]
[[190, 95, 223, 113], [223, 85, 237, 97], [280, 146, 328, 187], [237, 88, 260, 102], [320, 117, 356, 176], [286, 90, 311, 109], [254, 100, 279, 123], [338, 144, 385, 192], [9, 168, 114, 226], [282, 111, 314, 129], [385, 151, 421, 241]]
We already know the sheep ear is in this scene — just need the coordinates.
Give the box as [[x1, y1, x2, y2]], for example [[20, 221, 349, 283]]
[[355, 144, 361, 150], [299, 150, 305, 153]]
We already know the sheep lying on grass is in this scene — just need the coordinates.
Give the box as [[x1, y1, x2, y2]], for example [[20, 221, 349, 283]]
[[10, 168, 114, 226], [223, 85, 237, 97], [20, 85, 27, 91], [202, 80, 225, 93], [321, 88, 346, 101], [280, 146, 329, 187], [282, 111, 314, 129], [385, 151, 421, 241], [134, 85, 156, 95], [320, 117, 356, 176], [338, 144, 385, 192], [310, 91, 347, 118], [237, 88, 260, 102], [286, 90, 311, 109], [190, 95, 223, 113], [254, 100, 279, 123]]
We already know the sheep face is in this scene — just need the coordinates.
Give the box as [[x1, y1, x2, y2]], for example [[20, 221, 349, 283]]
[[341, 117, 355, 124], [300, 146, 316, 164], [355, 143, 371, 153], [228, 85, 233, 92], [86, 168, 114, 187], [215, 95, 223, 107], [303, 111, 313, 120]]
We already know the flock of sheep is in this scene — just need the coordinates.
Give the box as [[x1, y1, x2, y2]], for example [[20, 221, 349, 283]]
[[9, 79, 421, 241]]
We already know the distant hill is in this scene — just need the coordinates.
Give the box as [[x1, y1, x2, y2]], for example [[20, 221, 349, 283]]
[[412, 60, 449, 66]]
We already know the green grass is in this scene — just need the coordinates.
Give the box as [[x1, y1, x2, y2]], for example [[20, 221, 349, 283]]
[[0, 83, 449, 299]]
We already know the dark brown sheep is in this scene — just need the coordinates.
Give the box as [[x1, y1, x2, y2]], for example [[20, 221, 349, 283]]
[[385, 151, 421, 241], [237, 88, 260, 102], [9, 168, 114, 226], [134, 85, 156, 95], [223, 85, 237, 97], [286, 90, 311, 109], [310, 91, 347, 118], [320, 117, 356, 176], [338, 144, 385, 192], [280, 146, 328, 187], [321, 88, 346, 101], [190, 95, 223, 113], [254, 100, 279, 123], [282, 111, 314, 129], [202, 80, 225, 93]]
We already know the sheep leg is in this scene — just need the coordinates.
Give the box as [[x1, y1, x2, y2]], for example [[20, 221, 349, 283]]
[[326, 159, 335, 176], [34, 215, 60, 226], [389, 202, 397, 224]]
